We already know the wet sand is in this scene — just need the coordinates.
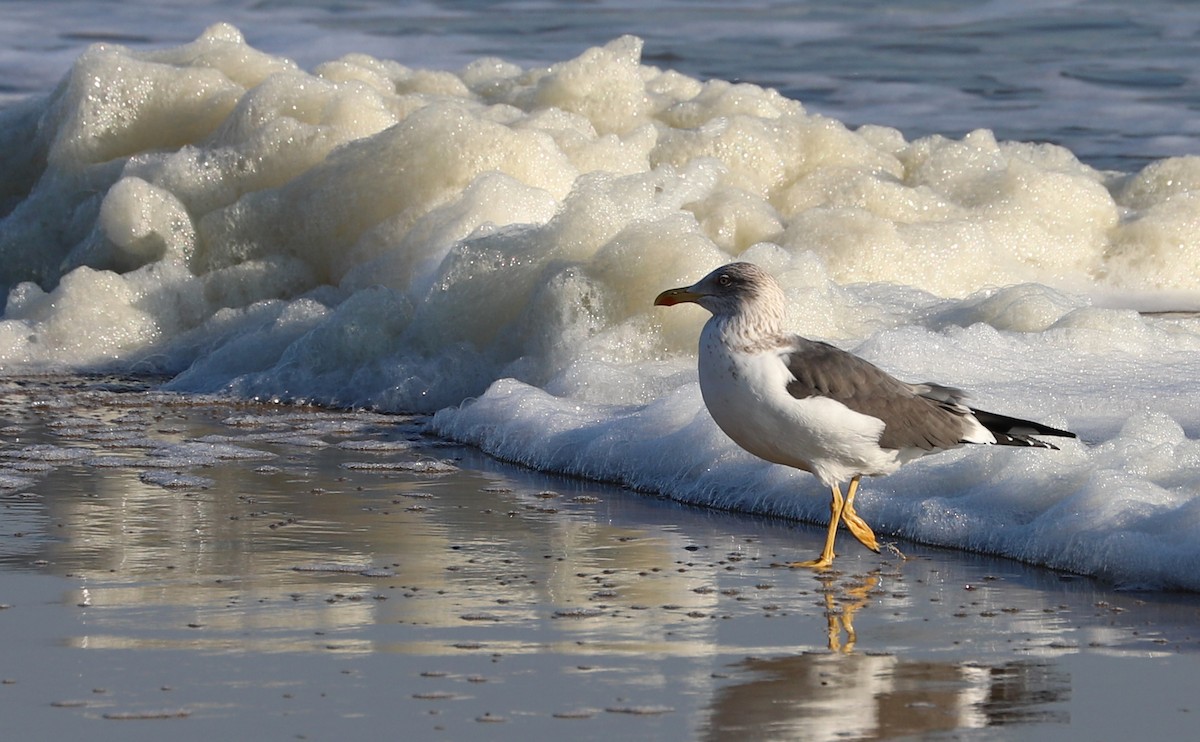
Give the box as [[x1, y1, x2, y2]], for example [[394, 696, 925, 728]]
[[1, 375, 1199, 741]]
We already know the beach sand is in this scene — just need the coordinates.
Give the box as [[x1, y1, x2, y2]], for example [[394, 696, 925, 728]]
[[1, 375, 1198, 741]]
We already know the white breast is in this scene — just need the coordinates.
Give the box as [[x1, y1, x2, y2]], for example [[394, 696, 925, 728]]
[[696, 323, 902, 486]]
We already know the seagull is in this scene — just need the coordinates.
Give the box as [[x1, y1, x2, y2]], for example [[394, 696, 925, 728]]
[[654, 262, 1075, 569]]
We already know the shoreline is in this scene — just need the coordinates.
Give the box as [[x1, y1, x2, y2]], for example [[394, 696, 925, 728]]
[[0, 375, 1199, 740]]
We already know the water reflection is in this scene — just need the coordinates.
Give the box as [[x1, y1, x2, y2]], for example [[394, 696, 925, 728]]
[[817, 571, 878, 653], [5, 376, 1200, 738], [1, 377, 725, 654], [695, 571, 1071, 739], [705, 654, 1069, 741]]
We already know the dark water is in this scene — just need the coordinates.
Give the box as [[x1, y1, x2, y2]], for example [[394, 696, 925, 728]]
[[4, 0, 1200, 171]]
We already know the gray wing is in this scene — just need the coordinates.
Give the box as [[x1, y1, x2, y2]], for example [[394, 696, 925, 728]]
[[781, 337, 973, 451]]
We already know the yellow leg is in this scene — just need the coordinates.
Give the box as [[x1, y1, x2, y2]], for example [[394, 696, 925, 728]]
[[790, 484, 845, 570], [839, 475, 879, 553]]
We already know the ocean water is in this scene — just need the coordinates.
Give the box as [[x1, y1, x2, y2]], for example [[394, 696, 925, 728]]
[[2, 0, 1200, 590]]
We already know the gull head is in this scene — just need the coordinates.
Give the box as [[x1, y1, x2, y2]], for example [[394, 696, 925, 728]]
[[654, 262, 787, 328]]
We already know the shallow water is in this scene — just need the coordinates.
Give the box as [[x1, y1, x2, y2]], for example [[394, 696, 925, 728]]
[[3, 376, 1200, 740]]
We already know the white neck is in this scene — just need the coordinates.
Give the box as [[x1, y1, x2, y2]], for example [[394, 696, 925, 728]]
[[708, 299, 786, 352]]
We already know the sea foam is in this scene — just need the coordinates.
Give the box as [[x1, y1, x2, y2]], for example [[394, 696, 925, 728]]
[[3, 26, 1200, 588]]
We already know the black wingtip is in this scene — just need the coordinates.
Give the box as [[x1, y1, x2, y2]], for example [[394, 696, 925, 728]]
[[971, 408, 1076, 448], [992, 433, 1061, 450]]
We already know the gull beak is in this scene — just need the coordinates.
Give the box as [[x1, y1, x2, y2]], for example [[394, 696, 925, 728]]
[[654, 286, 702, 306]]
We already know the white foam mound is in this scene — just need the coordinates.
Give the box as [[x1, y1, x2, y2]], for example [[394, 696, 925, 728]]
[[3, 27, 1200, 588]]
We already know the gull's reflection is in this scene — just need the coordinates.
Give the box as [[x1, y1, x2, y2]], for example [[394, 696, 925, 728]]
[[701, 571, 1069, 740], [705, 653, 1069, 741], [816, 571, 878, 653]]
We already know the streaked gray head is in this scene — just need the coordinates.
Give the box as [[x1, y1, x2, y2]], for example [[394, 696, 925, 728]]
[[655, 262, 783, 313], [654, 262, 788, 332]]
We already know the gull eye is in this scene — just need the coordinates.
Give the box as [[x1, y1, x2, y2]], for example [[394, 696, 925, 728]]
[[717, 274, 732, 287]]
